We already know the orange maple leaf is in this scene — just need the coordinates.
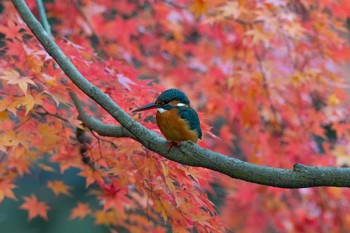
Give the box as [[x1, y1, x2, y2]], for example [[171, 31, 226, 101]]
[[79, 167, 107, 187], [8, 155, 31, 176], [189, 0, 208, 17], [69, 202, 91, 220], [0, 180, 17, 203], [94, 210, 119, 225], [20, 194, 50, 221], [47, 180, 71, 196]]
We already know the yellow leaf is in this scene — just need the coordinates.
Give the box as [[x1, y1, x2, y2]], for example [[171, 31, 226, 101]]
[[47, 180, 71, 196], [327, 187, 342, 198], [17, 95, 35, 115], [0, 111, 10, 121], [334, 145, 350, 166], [0, 70, 36, 95], [94, 210, 121, 225], [0, 96, 18, 115], [0, 130, 20, 147], [153, 200, 169, 222], [161, 164, 169, 176], [189, 0, 208, 17], [283, 22, 305, 39], [291, 72, 303, 86], [218, 2, 241, 19], [38, 123, 62, 150], [245, 27, 271, 46], [38, 163, 55, 172], [327, 93, 340, 106]]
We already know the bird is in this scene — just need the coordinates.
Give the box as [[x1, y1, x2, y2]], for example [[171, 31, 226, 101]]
[[132, 89, 202, 149]]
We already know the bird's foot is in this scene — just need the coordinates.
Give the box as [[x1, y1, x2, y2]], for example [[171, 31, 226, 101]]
[[167, 141, 182, 152]]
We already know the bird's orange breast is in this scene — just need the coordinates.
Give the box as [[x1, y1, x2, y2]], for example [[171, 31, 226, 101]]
[[156, 108, 199, 143]]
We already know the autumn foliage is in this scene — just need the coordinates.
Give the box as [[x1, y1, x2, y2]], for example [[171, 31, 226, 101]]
[[1, 0, 350, 232]]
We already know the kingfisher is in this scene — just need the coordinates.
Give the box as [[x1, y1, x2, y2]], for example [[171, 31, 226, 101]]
[[132, 89, 202, 148]]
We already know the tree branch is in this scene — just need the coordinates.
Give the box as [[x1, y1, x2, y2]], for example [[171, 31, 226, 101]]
[[11, 0, 350, 188], [69, 92, 136, 139], [36, 0, 51, 35]]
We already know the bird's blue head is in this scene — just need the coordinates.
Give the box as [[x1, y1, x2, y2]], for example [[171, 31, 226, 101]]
[[155, 89, 190, 105], [132, 89, 190, 112]]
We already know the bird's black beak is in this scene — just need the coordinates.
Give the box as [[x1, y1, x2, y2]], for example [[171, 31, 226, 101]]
[[132, 103, 161, 113]]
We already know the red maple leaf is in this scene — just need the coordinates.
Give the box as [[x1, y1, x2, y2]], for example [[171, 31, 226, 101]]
[[20, 194, 50, 221]]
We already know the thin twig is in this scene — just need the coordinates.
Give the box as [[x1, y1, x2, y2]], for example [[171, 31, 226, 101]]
[[90, 130, 118, 149]]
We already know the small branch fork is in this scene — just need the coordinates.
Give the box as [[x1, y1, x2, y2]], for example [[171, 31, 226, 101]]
[[11, 0, 350, 189]]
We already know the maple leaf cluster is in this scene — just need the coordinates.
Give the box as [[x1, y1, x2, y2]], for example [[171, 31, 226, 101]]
[[0, 0, 350, 232]]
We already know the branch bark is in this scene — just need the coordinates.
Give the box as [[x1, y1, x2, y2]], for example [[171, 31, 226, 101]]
[[11, 0, 350, 188], [69, 92, 136, 139]]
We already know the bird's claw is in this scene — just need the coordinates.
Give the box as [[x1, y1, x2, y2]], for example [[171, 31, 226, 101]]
[[167, 141, 182, 152]]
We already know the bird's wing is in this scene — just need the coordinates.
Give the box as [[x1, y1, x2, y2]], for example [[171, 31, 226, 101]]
[[178, 107, 202, 139]]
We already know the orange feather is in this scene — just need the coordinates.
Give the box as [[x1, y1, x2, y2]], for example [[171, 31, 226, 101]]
[[156, 108, 199, 143]]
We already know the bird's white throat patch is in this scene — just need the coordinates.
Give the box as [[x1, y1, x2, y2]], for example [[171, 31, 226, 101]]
[[157, 108, 167, 113], [157, 103, 187, 113]]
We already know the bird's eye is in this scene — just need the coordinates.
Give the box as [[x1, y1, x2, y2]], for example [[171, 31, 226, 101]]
[[156, 100, 170, 105]]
